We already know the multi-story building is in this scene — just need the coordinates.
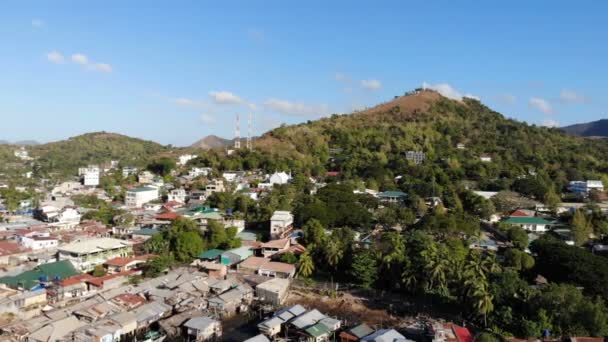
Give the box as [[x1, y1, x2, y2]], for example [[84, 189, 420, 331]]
[[178, 154, 197, 166], [168, 189, 187, 203], [405, 151, 426, 165], [138, 171, 155, 184], [205, 179, 225, 197], [270, 211, 294, 240], [122, 166, 138, 178], [20, 235, 58, 250], [79, 166, 100, 187], [57, 238, 133, 272], [189, 167, 212, 179], [125, 187, 159, 208]]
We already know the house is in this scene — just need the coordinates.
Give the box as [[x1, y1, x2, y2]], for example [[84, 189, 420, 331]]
[[502, 216, 552, 233], [261, 239, 290, 258], [361, 329, 410, 342], [57, 237, 133, 272], [258, 262, 296, 278], [138, 171, 155, 184], [378, 191, 408, 203], [183, 316, 222, 341], [134, 300, 172, 329], [222, 171, 245, 182], [480, 155, 492, 162], [259, 171, 292, 188], [28, 315, 87, 342], [86, 270, 138, 291], [0, 241, 29, 265], [207, 283, 253, 314], [55, 274, 95, 300], [509, 209, 535, 217], [122, 166, 138, 178], [256, 278, 290, 305], [245, 334, 271, 342], [104, 254, 153, 274], [189, 167, 212, 178], [270, 211, 294, 240], [198, 249, 224, 262], [291, 309, 326, 330], [132, 228, 161, 240], [456, 143, 466, 150], [178, 154, 197, 166], [19, 235, 58, 250], [239, 256, 271, 274], [304, 322, 332, 342], [569, 180, 604, 195], [221, 246, 253, 266], [205, 179, 226, 197], [126, 186, 159, 208], [339, 323, 375, 342], [168, 188, 187, 203], [258, 316, 284, 336]]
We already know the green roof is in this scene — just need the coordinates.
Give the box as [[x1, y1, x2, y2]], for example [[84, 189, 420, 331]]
[[305, 323, 331, 338], [0, 260, 80, 290], [199, 249, 224, 260], [378, 191, 408, 198], [132, 228, 160, 236], [503, 217, 552, 225]]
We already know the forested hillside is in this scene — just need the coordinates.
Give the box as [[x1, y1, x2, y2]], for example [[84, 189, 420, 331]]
[[30, 132, 169, 177]]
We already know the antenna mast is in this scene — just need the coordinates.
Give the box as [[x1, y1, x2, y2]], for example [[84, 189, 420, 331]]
[[247, 113, 253, 150], [234, 113, 241, 149]]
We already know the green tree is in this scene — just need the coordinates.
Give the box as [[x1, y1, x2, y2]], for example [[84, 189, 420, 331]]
[[325, 239, 344, 270], [92, 265, 106, 277], [298, 251, 315, 278], [174, 230, 204, 262], [572, 209, 592, 246], [302, 219, 326, 246], [143, 255, 174, 277], [508, 227, 529, 250], [280, 252, 298, 264], [349, 250, 378, 288]]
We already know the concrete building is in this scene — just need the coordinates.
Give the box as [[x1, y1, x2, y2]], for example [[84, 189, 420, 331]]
[[189, 167, 212, 178], [256, 278, 290, 305], [138, 171, 155, 184], [168, 189, 187, 203], [178, 154, 197, 166], [205, 179, 225, 197], [20, 235, 58, 251], [405, 151, 426, 165], [569, 180, 605, 195], [270, 211, 294, 240], [125, 186, 159, 208], [57, 238, 133, 272], [80, 166, 100, 187], [122, 166, 138, 178]]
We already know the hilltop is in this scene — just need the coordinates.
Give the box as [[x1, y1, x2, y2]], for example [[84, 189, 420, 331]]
[[561, 119, 608, 138], [190, 135, 232, 149], [250, 89, 608, 195], [30, 132, 170, 177]]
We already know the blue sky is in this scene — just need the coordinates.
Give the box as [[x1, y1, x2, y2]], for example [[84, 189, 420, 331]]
[[0, 1, 606, 146]]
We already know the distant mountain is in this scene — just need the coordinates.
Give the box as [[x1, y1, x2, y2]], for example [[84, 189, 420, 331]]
[[190, 135, 232, 149], [14, 140, 40, 146], [0, 140, 9, 145], [561, 119, 608, 138]]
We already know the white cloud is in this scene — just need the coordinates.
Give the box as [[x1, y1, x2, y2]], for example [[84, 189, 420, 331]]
[[92, 63, 112, 73], [46, 51, 65, 64], [31, 19, 44, 28], [560, 89, 587, 103], [464, 94, 481, 101], [208, 91, 245, 105], [200, 114, 216, 124], [496, 94, 517, 105], [335, 73, 351, 83], [422, 82, 467, 100], [71, 53, 89, 65], [529, 97, 553, 114], [175, 98, 196, 107], [360, 79, 382, 91], [264, 98, 329, 117], [541, 119, 560, 127]]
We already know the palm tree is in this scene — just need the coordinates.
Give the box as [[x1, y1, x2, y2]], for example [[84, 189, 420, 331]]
[[298, 251, 315, 278], [325, 240, 343, 270], [472, 282, 494, 327]]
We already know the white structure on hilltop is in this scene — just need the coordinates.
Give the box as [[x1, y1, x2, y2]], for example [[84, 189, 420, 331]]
[[189, 167, 212, 179], [125, 186, 159, 208], [57, 238, 133, 272], [178, 154, 197, 166], [569, 180, 604, 195], [270, 211, 294, 240], [14, 147, 32, 161], [79, 166, 100, 187], [168, 189, 187, 203], [259, 171, 292, 189]]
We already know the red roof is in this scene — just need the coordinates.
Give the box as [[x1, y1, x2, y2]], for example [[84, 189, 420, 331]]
[[164, 201, 183, 208], [104, 254, 154, 267], [111, 293, 146, 307], [0, 241, 27, 257], [155, 212, 182, 220], [262, 239, 290, 249], [326, 171, 340, 177], [86, 270, 137, 288], [13, 227, 48, 236], [60, 274, 95, 287], [510, 210, 531, 217], [452, 325, 473, 342]]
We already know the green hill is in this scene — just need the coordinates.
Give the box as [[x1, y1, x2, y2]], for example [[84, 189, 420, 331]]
[[250, 89, 608, 198], [31, 132, 170, 177]]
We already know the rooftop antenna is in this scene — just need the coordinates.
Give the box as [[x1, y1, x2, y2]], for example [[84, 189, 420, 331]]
[[234, 113, 241, 149], [247, 112, 253, 151]]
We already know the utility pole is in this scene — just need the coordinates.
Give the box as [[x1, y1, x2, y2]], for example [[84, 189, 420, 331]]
[[234, 113, 241, 149], [247, 112, 253, 151]]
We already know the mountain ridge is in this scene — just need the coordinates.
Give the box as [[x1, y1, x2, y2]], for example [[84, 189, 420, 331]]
[[561, 119, 608, 138]]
